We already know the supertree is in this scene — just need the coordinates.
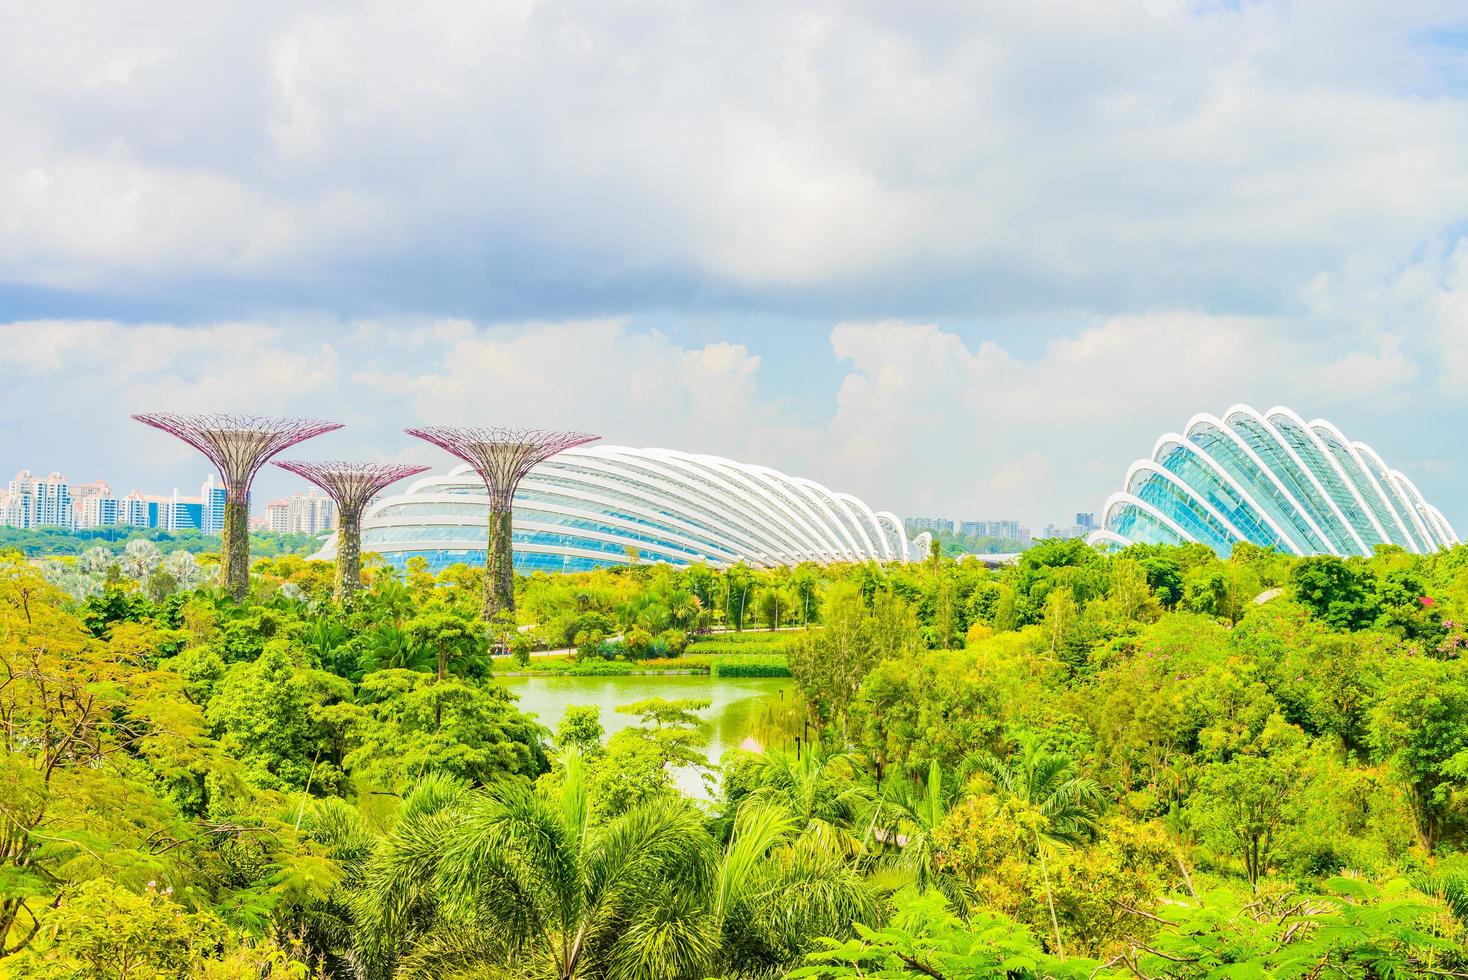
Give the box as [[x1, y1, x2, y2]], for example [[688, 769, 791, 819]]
[[404, 426, 599, 618], [273, 460, 430, 604], [132, 413, 342, 599]]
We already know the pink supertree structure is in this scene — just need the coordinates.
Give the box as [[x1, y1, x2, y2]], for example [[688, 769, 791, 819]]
[[132, 413, 342, 599], [404, 426, 600, 618], [273, 460, 430, 604]]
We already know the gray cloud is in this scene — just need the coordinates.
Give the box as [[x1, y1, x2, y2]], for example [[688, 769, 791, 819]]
[[5, 2, 1468, 316]]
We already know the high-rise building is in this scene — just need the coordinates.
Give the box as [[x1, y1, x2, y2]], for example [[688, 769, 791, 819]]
[[200, 474, 226, 534], [265, 498, 290, 533], [119, 490, 149, 528], [265, 491, 337, 535], [958, 519, 1025, 540], [903, 516, 954, 535], [3, 471, 74, 530], [1075, 512, 1096, 532]]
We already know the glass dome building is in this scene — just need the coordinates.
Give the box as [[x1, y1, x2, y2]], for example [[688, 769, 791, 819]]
[[1089, 405, 1460, 557], [319, 445, 921, 573]]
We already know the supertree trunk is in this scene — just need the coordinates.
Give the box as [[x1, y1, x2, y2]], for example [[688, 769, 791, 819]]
[[485, 503, 516, 617], [335, 510, 362, 603], [404, 426, 599, 621], [132, 414, 342, 603], [221, 495, 251, 599], [272, 460, 429, 607]]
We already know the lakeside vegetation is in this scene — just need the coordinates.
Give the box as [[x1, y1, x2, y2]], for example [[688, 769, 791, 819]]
[[3, 538, 1468, 977]]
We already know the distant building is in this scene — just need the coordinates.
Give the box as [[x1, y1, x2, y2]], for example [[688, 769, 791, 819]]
[[266, 491, 337, 535], [961, 518, 1023, 540], [265, 499, 290, 533], [1075, 512, 1096, 532], [201, 474, 226, 534], [3, 470, 74, 530], [904, 516, 954, 535]]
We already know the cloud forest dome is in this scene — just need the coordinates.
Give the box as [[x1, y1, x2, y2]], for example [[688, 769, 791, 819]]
[[319, 445, 919, 574], [1089, 404, 1461, 557]]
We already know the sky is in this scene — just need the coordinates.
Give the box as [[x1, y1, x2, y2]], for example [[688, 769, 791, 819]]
[[1, 1, 1466, 532]]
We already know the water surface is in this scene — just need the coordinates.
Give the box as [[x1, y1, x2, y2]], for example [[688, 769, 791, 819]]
[[497, 673, 795, 796]]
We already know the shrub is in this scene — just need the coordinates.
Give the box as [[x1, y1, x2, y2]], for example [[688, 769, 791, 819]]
[[623, 626, 654, 660], [658, 628, 689, 658]]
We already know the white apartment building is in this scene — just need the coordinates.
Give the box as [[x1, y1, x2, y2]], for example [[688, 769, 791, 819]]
[[3, 470, 74, 530], [265, 491, 336, 535]]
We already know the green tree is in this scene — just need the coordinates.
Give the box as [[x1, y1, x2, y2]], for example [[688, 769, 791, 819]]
[[1368, 657, 1468, 852], [403, 611, 485, 682], [1291, 555, 1381, 630], [971, 736, 1104, 956]]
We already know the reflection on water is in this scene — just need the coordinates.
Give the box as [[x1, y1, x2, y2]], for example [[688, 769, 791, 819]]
[[496, 674, 797, 797]]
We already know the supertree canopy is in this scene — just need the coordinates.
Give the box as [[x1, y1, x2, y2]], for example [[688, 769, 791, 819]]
[[132, 413, 342, 599], [404, 426, 600, 617], [274, 460, 430, 603]]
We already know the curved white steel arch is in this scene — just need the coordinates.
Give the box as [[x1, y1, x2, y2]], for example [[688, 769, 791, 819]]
[[1087, 528, 1134, 549], [1100, 491, 1193, 544], [1124, 459, 1249, 546], [1097, 405, 1457, 557], [1350, 442, 1434, 553], [1149, 433, 1306, 554], [1391, 469, 1455, 549]]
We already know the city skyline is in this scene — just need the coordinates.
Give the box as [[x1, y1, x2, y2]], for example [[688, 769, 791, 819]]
[[0, 467, 336, 535], [0, 331, 1461, 537]]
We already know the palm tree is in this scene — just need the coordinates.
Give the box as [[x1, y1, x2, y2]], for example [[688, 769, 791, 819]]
[[162, 549, 203, 590], [740, 747, 872, 856], [866, 759, 975, 913], [357, 753, 718, 979], [120, 538, 162, 580], [78, 546, 114, 577], [968, 735, 1103, 957], [711, 799, 877, 973]]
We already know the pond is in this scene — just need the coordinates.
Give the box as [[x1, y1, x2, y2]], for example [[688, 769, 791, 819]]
[[497, 674, 798, 797]]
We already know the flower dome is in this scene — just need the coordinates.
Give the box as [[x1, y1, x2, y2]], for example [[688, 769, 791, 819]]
[[320, 444, 915, 573], [1089, 405, 1459, 556]]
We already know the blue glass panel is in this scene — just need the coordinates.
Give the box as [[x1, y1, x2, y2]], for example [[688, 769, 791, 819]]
[[1131, 474, 1235, 553], [1225, 415, 1359, 554], [1109, 503, 1186, 547], [1267, 416, 1382, 549], [1310, 426, 1412, 549], [1189, 424, 1330, 553], [1355, 452, 1431, 552], [1155, 443, 1292, 552]]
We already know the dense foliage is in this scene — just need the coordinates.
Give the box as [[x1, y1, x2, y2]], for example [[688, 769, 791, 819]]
[[3, 537, 1468, 978], [0, 526, 318, 558]]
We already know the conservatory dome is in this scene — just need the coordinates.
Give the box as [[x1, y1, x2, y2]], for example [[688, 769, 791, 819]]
[[319, 444, 918, 574], [1089, 405, 1460, 557]]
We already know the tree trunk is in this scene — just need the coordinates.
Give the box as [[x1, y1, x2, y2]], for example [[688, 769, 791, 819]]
[[220, 494, 250, 600], [335, 510, 362, 605], [484, 504, 515, 619], [1036, 831, 1065, 959]]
